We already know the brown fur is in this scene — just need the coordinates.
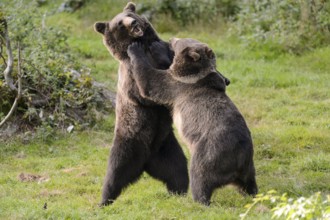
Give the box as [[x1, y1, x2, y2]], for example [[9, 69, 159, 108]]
[[127, 38, 258, 205], [94, 3, 189, 206]]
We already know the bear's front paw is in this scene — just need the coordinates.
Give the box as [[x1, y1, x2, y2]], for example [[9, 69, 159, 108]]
[[149, 41, 172, 69], [127, 42, 144, 58]]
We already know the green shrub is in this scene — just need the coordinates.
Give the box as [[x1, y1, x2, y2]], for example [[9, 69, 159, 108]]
[[231, 0, 330, 54], [0, 0, 112, 134], [138, 0, 239, 26]]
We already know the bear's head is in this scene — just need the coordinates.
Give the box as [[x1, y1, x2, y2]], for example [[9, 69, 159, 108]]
[[169, 38, 217, 84], [94, 2, 157, 60]]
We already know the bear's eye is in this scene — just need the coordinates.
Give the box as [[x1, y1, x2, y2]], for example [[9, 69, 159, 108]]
[[131, 20, 137, 26], [118, 21, 123, 27]]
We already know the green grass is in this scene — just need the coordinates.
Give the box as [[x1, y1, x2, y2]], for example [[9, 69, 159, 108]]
[[1, 0, 330, 219]]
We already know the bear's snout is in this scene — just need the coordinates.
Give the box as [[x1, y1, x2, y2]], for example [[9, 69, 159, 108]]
[[122, 17, 143, 37], [123, 17, 135, 28]]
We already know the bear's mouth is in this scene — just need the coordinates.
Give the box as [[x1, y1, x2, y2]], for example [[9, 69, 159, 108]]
[[131, 24, 144, 37]]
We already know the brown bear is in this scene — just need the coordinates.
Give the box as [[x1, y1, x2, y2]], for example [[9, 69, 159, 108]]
[[127, 38, 258, 205], [94, 3, 189, 206]]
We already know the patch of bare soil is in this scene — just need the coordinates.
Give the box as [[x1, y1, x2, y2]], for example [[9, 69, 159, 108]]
[[18, 173, 50, 184]]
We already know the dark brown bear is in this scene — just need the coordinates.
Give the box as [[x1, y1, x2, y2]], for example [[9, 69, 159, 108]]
[[127, 38, 258, 205], [94, 3, 189, 206]]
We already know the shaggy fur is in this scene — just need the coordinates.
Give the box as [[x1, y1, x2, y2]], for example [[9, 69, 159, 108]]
[[127, 38, 258, 205], [94, 3, 189, 206]]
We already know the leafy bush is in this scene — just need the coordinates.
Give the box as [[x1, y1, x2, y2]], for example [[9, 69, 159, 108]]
[[58, 0, 88, 13], [240, 190, 330, 220], [231, 0, 330, 54], [138, 0, 239, 26], [0, 1, 112, 135]]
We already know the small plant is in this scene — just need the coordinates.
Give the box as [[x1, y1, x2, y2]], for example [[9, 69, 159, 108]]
[[240, 190, 330, 220]]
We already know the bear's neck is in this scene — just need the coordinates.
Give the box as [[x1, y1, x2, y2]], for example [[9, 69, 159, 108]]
[[171, 62, 201, 78], [169, 60, 215, 84]]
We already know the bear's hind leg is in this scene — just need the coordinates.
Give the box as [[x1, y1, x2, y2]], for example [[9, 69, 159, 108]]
[[190, 154, 218, 206], [100, 137, 146, 206], [234, 177, 258, 197], [144, 132, 189, 195], [190, 171, 214, 206], [190, 150, 238, 206], [234, 164, 258, 197], [245, 177, 258, 196]]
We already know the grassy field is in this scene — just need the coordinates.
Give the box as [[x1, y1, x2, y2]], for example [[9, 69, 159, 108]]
[[1, 1, 329, 219]]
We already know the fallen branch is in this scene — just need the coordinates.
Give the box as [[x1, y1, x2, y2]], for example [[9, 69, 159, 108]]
[[0, 42, 22, 128], [0, 18, 16, 91]]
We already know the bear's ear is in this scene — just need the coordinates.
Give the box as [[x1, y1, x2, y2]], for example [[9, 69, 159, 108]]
[[182, 47, 200, 62], [189, 51, 201, 62], [124, 2, 136, 13], [94, 22, 106, 35], [205, 47, 215, 59]]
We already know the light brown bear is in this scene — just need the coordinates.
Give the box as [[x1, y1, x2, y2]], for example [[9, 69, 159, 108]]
[[127, 38, 258, 205]]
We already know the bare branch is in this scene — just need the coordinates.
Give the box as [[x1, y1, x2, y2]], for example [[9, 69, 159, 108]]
[[0, 18, 16, 91], [0, 40, 7, 67], [0, 42, 22, 128]]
